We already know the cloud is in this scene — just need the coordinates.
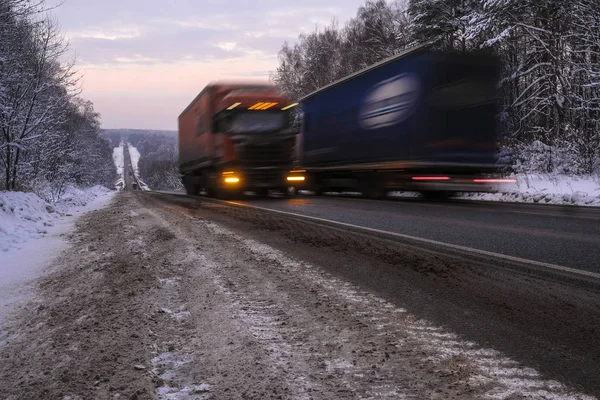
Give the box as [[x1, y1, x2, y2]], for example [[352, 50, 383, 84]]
[[52, 0, 362, 66], [69, 29, 247, 65], [46, 0, 366, 128]]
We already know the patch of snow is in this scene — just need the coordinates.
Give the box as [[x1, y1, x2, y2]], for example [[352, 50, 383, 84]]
[[113, 144, 126, 191], [0, 191, 58, 253], [128, 143, 140, 175], [457, 174, 600, 206], [113, 144, 124, 179], [158, 277, 181, 288], [53, 185, 115, 214], [152, 350, 212, 399], [0, 186, 113, 254], [0, 186, 115, 328], [156, 384, 212, 399], [172, 311, 191, 321]]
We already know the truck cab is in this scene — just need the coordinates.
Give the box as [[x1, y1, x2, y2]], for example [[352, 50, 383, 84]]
[[178, 82, 303, 198]]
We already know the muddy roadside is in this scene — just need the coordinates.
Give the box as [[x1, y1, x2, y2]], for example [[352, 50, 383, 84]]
[[141, 192, 600, 398], [0, 192, 597, 400]]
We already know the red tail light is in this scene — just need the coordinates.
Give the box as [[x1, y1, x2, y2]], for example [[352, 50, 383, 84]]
[[412, 176, 451, 181]]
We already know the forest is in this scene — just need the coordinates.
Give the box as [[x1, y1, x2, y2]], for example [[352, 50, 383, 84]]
[[0, 0, 116, 198], [271, 0, 600, 176], [3, 0, 598, 201], [102, 129, 182, 191]]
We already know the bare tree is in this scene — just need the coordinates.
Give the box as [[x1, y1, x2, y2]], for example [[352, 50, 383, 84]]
[[1, 15, 80, 189], [1, 0, 115, 195]]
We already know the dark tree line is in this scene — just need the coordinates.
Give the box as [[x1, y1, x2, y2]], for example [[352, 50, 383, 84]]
[[0, 0, 116, 198], [271, 0, 600, 175], [133, 133, 182, 191]]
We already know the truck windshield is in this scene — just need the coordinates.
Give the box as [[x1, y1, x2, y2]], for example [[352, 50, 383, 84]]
[[228, 112, 286, 133]]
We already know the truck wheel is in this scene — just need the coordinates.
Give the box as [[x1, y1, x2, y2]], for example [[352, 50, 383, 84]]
[[359, 176, 386, 200], [363, 186, 387, 200], [216, 188, 242, 200], [278, 187, 292, 199], [184, 183, 198, 196], [255, 188, 269, 198]]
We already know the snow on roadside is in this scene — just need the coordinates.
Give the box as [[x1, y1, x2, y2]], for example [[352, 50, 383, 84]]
[[459, 174, 600, 206], [128, 143, 140, 175], [311, 175, 600, 206], [0, 185, 114, 253], [53, 185, 115, 214], [113, 143, 124, 178], [0, 191, 56, 253], [0, 186, 115, 327], [113, 144, 125, 191]]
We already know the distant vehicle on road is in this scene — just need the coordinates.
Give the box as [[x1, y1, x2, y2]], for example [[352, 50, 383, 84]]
[[178, 82, 301, 199], [292, 45, 511, 199]]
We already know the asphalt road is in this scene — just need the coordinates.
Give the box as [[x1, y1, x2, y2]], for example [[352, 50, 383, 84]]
[[223, 195, 600, 275], [122, 143, 136, 191]]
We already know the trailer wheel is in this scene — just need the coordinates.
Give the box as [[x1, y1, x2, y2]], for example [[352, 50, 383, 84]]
[[421, 191, 453, 201], [362, 185, 387, 200], [364, 190, 387, 200], [359, 175, 386, 200], [216, 187, 243, 200]]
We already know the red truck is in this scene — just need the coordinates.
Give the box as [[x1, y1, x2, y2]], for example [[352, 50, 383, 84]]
[[178, 81, 303, 198]]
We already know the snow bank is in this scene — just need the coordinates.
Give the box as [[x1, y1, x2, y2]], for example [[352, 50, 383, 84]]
[[128, 143, 140, 174], [459, 174, 600, 206], [113, 144, 125, 191], [0, 186, 114, 253], [113, 144, 124, 177], [53, 185, 113, 213], [0, 191, 57, 252], [312, 174, 600, 207], [0, 186, 115, 328]]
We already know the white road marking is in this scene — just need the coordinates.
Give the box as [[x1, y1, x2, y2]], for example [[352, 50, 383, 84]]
[[220, 200, 600, 281]]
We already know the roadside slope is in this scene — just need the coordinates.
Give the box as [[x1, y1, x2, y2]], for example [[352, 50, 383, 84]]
[[1, 192, 596, 399]]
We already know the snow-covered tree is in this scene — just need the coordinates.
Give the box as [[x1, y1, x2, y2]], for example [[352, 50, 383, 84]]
[[134, 133, 183, 191], [271, 0, 411, 99], [272, 0, 600, 175], [0, 0, 115, 193], [408, 0, 479, 51]]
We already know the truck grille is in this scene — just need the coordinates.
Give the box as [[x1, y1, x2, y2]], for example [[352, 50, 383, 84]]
[[238, 143, 293, 167], [243, 169, 287, 188]]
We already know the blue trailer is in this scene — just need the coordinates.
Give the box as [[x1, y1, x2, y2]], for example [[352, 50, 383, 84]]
[[295, 45, 508, 198]]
